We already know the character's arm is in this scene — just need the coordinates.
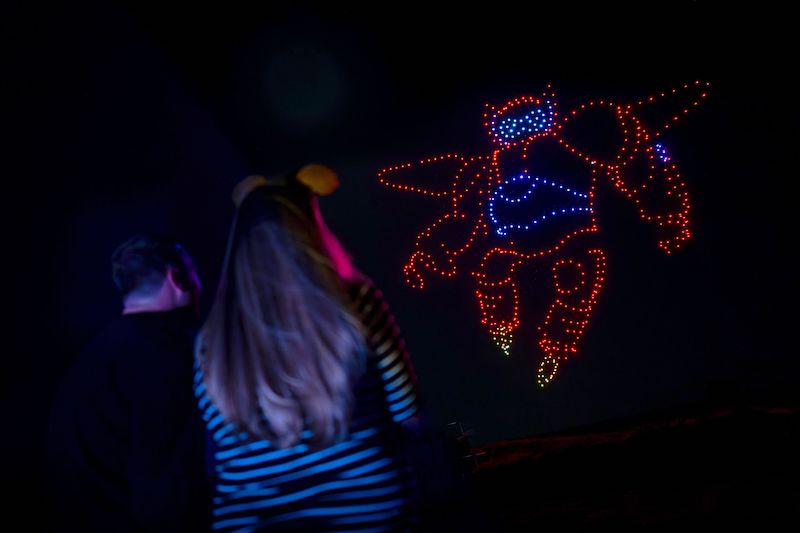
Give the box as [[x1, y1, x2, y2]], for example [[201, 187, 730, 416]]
[[607, 148, 692, 254], [380, 156, 491, 288]]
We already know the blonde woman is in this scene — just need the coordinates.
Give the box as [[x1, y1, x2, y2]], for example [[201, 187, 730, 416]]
[[194, 166, 421, 531]]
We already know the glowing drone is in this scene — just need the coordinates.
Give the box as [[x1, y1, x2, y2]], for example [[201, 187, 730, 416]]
[[378, 81, 709, 386]]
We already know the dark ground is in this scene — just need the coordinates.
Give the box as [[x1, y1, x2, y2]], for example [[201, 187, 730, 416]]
[[423, 391, 800, 530]]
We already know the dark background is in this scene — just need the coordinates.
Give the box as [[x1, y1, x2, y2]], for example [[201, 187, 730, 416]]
[[4, 0, 797, 518]]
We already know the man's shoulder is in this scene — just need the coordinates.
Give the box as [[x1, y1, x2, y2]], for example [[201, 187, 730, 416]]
[[81, 316, 145, 359], [69, 316, 164, 379], [62, 312, 197, 391]]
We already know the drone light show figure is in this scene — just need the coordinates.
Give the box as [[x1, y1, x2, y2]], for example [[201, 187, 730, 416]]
[[378, 81, 709, 386]]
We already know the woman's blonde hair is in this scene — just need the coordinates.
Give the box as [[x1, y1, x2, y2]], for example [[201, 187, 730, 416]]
[[198, 181, 366, 449]]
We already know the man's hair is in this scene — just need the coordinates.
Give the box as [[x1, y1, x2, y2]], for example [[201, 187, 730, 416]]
[[111, 234, 198, 297]]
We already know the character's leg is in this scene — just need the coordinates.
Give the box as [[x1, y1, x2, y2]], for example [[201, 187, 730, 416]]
[[474, 248, 528, 356], [536, 247, 607, 386]]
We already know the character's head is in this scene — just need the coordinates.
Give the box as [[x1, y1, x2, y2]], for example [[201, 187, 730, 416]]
[[200, 164, 367, 449], [111, 234, 201, 315]]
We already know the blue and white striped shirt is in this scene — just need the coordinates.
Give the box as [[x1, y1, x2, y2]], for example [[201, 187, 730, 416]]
[[194, 281, 421, 531]]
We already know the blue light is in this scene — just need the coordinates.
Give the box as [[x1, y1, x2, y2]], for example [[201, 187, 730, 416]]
[[653, 143, 671, 163], [487, 174, 592, 237], [492, 100, 555, 143]]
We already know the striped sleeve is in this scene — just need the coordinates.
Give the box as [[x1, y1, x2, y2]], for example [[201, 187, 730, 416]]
[[350, 281, 420, 423]]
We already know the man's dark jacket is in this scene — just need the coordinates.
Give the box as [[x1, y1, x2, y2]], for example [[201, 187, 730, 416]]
[[47, 307, 210, 531]]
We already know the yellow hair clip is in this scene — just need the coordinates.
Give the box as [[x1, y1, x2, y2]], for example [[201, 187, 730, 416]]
[[296, 164, 340, 196], [232, 164, 339, 207]]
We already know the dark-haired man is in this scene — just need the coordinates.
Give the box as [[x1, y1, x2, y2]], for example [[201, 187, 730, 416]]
[[48, 235, 209, 531]]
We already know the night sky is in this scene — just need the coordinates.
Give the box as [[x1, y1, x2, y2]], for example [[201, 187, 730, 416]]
[[5, 1, 798, 508]]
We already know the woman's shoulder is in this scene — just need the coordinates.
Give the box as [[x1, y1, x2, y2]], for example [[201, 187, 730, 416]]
[[345, 275, 378, 303], [192, 332, 208, 368]]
